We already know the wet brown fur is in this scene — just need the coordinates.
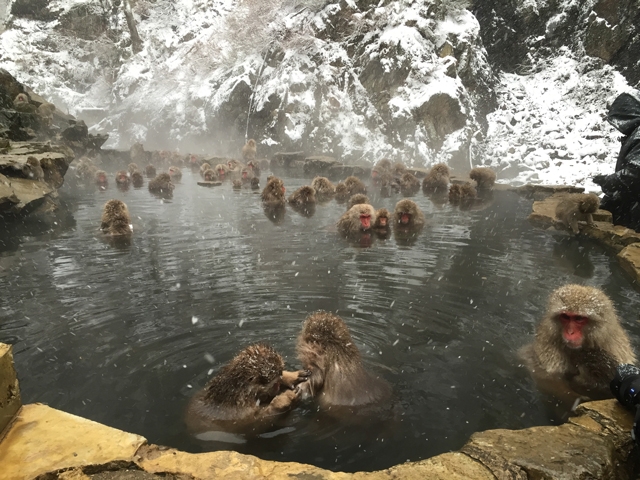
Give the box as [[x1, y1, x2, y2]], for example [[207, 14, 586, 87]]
[[24, 156, 44, 180], [449, 183, 476, 205], [555, 193, 600, 234], [128, 163, 139, 175], [95, 169, 108, 186], [373, 208, 390, 230], [131, 170, 144, 188], [288, 185, 317, 207], [145, 164, 156, 177], [374, 158, 392, 172], [101, 199, 131, 236], [115, 170, 130, 186], [347, 193, 369, 210], [168, 166, 182, 180], [215, 164, 230, 180], [393, 199, 425, 229], [422, 163, 450, 193], [261, 177, 286, 208], [247, 160, 261, 178], [334, 182, 349, 202], [250, 177, 260, 190], [296, 312, 391, 408], [311, 177, 335, 198], [242, 139, 257, 162], [232, 179, 242, 189], [469, 167, 497, 190], [203, 169, 218, 182], [520, 285, 636, 399], [344, 176, 367, 195], [399, 172, 420, 196], [199, 163, 212, 177], [148, 172, 174, 195], [337, 204, 376, 236]]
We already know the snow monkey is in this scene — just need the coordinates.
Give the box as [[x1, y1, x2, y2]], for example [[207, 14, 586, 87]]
[[145, 164, 156, 178], [37, 102, 55, 126], [422, 163, 450, 193], [203, 169, 218, 182], [242, 139, 257, 162], [101, 199, 132, 236], [469, 167, 497, 190], [344, 175, 367, 196], [95, 170, 109, 188], [232, 179, 242, 190], [215, 163, 230, 181], [288, 185, 316, 208], [250, 177, 260, 190], [23, 156, 44, 181], [334, 182, 349, 202], [148, 172, 174, 196], [128, 163, 139, 175], [373, 208, 390, 232], [131, 170, 144, 188], [399, 172, 420, 196], [199, 162, 212, 178], [296, 312, 391, 410], [448, 183, 477, 206], [347, 193, 369, 210], [261, 176, 286, 209], [168, 166, 182, 180], [13, 93, 36, 113], [520, 284, 635, 403], [555, 193, 600, 235], [337, 203, 376, 236], [393, 199, 425, 230], [311, 176, 335, 200], [185, 343, 310, 434], [115, 170, 130, 187]]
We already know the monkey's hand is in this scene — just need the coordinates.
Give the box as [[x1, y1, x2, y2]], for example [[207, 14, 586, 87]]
[[281, 370, 311, 389], [267, 389, 298, 414]]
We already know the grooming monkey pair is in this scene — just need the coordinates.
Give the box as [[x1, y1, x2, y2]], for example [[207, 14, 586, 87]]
[[186, 283, 635, 434]]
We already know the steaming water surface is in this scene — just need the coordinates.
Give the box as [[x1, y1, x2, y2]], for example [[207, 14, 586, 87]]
[[1, 170, 640, 472]]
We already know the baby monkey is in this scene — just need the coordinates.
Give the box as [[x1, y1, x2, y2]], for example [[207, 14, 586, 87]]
[[555, 193, 599, 234]]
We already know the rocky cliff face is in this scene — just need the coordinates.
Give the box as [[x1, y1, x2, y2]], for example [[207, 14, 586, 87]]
[[0, 0, 638, 179]]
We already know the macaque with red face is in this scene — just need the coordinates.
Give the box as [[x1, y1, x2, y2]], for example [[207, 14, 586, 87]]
[[145, 164, 157, 178], [296, 312, 391, 411], [520, 285, 636, 406], [13, 93, 36, 113], [215, 164, 230, 181], [469, 167, 497, 190], [23, 156, 44, 181], [168, 166, 182, 180], [247, 160, 261, 178], [261, 176, 286, 209], [101, 199, 132, 236], [203, 169, 218, 182], [337, 204, 376, 237], [373, 208, 390, 231], [148, 172, 174, 197], [185, 343, 309, 435], [115, 170, 130, 188], [393, 199, 425, 230], [241, 167, 254, 184], [422, 163, 450, 193], [95, 170, 108, 188]]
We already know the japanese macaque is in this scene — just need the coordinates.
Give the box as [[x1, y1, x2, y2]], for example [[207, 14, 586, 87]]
[[203, 169, 218, 182], [148, 172, 175, 196], [311, 176, 335, 200], [288, 185, 316, 207], [337, 204, 376, 236], [187, 154, 200, 168], [334, 182, 349, 202], [373, 208, 390, 232], [393, 199, 425, 230], [399, 172, 420, 196], [100, 199, 132, 236], [215, 164, 230, 181], [37, 102, 55, 126], [520, 284, 636, 405], [449, 183, 477, 207], [227, 159, 244, 173], [185, 343, 310, 435], [241, 167, 254, 184], [232, 179, 242, 190], [378, 172, 398, 198], [422, 163, 450, 193], [347, 193, 369, 210], [250, 177, 260, 190], [168, 166, 182, 180], [115, 170, 130, 188], [344, 176, 367, 195], [296, 312, 391, 410], [131, 170, 144, 188], [242, 139, 257, 162], [392, 162, 407, 177], [128, 163, 140, 175], [23, 156, 44, 181], [200, 163, 212, 178], [95, 170, 108, 188], [469, 167, 497, 190], [247, 160, 261, 178], [261, 176, 286, 209], [76, 158, 97, 183], [13, 93, 36, 113], [374, 158, 392, 172], [145, 164, 156, 178], [555, 193, 600, 234]]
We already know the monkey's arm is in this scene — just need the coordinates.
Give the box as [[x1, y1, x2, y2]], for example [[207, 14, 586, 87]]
[[263, 389, 298, 416], [281, 370, 311, 389]]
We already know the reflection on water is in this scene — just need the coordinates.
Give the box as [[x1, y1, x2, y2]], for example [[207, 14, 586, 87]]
[[1, 170, 640, 472]]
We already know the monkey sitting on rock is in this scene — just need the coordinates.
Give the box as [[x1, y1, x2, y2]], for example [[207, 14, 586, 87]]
[[555, 193, 600, 234], [185, 343, 309, 435], [242, 139, 257, 162], [22, 156, 44, 181], [520, 284, 636, 410], [101, 199, 132, 236]]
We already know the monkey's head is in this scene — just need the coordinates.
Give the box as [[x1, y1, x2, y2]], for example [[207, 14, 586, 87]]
[[431, 163, 450, 177], [204, 343, 284, 407], [215, 164, 229, 178], [348, 193, 369, 210], [201, 162, 211, 171], [377, 158, 392, 171], [248, 139, 256, 148], [461, 183, 477, 199], [204, 169, 217, 181], [128, 163, 139, 173], [349, 204, 375, 231], [298, 311, 360, 363], [102, 199, 129, 224], [297, 185, 315, 201], [579, 194, 600, 214], [14, 93, 28, 104], [96, 170, 108, 184], [168, 166, 181, 177], [335, 182, 348, 195], [26, 157, 39, 168], [394, 199, 420, 225], [393, 162, 407, 174], [116, 171, 128, 182], [372, 168, 379, 179], [241, 168, 250, 179], [251, 177, 259, 188], [233, 179, 242, 189], [374, 208, 390, 228], [265, 177, 285, 198], [545, 284, 617, 350]]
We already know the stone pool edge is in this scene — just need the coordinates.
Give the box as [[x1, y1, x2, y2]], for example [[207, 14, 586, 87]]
[[0, 343, 637, 480]]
